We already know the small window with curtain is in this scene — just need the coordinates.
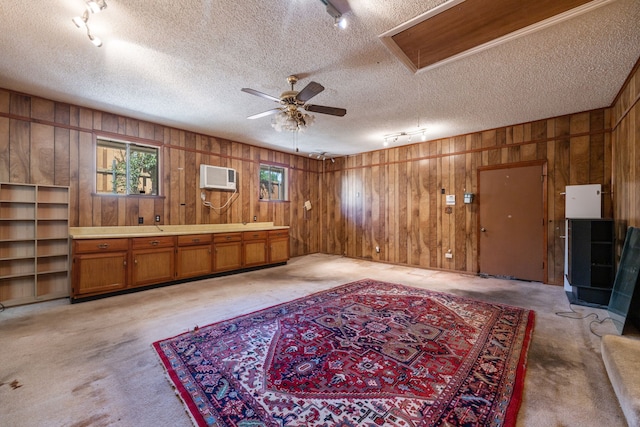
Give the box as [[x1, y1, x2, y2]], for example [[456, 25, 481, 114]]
[[96, 138, 159, 195], [259, 164, 288, 201]]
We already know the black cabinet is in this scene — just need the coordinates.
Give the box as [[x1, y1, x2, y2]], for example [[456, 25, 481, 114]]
[[567, 219, 615, 305]]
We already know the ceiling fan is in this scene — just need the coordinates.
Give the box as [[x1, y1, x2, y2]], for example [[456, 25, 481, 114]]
[[241, 75, 346, 132]]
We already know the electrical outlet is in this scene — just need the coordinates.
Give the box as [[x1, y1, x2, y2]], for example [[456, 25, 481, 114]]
[[138, 217, 144, 224], [445, 252, 453, 259], [375, 246, 380, 253], [155, 215, 160, 222], [253, 216, 257, 222]]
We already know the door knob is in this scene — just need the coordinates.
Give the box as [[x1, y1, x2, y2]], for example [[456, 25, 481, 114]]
[[481, 227, 486, 232]]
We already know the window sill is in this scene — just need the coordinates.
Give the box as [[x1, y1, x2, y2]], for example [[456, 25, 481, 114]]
[[259, 199, 290, 203], [92, 193, 165, 199]]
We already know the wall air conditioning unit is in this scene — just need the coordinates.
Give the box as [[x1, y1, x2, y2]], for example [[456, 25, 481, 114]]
[[199, 165, 237, 191]]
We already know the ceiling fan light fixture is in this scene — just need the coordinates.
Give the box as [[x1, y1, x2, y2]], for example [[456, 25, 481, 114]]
[[243, 74, 344, 136], [272, 110, 315, 132]]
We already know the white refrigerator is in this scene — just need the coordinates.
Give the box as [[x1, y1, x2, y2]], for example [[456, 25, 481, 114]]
[[564, 184, 602, 291]]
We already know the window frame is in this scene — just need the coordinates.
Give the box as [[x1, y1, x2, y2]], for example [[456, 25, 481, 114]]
[[259, 164, 288, 202], [95, 137, 161, 196]]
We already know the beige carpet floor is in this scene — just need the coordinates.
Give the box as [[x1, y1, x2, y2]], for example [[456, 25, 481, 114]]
[[0, 254, 627, 426]]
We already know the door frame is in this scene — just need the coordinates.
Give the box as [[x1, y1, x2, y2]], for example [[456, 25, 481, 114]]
[[477, 160, 548, 283]]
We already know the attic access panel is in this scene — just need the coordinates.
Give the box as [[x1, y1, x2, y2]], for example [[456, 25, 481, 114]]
[[379, 0, 612, 73]]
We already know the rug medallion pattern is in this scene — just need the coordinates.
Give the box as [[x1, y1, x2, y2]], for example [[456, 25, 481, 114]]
[[153, 279, 534, 426]]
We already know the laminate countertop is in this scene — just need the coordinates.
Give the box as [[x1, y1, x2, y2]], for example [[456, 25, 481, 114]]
[[69, 223, 289, 239]]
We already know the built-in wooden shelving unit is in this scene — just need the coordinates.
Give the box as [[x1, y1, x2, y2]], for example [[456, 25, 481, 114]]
[[0, 183, 69, 307]]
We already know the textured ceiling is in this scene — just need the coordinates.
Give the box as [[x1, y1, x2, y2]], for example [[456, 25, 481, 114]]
[[1, 0, 639, 157]]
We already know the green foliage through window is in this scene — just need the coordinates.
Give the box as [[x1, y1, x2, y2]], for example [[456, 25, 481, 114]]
[[96, 139, 159, 195], [259, 164, 287, 201]]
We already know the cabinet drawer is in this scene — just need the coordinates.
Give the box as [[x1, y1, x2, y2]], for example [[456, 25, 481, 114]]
[[214, 233, 242, 243], [74, 238, 129, 253], [243, 231, 268, 241], [131, 236, 175, 249], [269, 229, 289, 239], [177, 234, 212, 246]]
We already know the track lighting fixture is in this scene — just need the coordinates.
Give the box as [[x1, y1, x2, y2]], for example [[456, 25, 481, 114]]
[[71, 0, 108, 47], [320, 0, 348, 29], [308, 152, 335, 162], [72, 11, 89, 29], [88, 34, 103, 47], [86, 0, 107, 14], [383, 128, 428, 146]]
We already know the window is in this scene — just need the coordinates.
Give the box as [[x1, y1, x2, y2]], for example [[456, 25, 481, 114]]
[[259, 164, 287, 201], [96, 138, 159, 195]]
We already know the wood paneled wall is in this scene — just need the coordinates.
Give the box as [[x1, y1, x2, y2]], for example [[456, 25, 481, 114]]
[[1, 85, 628, 285], [612, 58, 640, 236], [320, 110, 612, 285], [0, 88, 321, 257]]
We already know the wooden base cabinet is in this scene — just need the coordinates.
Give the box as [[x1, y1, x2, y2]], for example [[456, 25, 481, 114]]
[[243, 231, 268, 267], [72, 239, 128, 297], [71, 228, 289, 301], [269, 230, 290, 264], [131, 236, 175, 287], [213, 233, 242, 272], [177, 234, 212, 279]]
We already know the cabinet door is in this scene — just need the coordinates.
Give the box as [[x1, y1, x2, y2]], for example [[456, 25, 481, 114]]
[[244, 240, 267, 266], [73, 252, 127, 297], [132, 248, 175, 287], [268, 230, 289, 264], [269, 238, 289, 264], [177, 245, 212, 279], [214, 242, 242, 272], [244, 231, 267, 267]]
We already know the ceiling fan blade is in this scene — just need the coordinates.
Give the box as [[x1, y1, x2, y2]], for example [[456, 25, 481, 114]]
[[296, 81, 324, 102], [241, 88, 280, 103], [305, 104, 347, 117], [247, 108, 281, 120]]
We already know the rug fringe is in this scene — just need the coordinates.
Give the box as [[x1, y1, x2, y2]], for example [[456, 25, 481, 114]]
[[152, 342, 207, 427]]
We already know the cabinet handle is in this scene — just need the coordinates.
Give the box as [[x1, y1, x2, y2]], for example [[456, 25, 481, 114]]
[[226, 236, 231, 240], [123, 260, 127, 267], [134, 259, 138, 264], [97, 243, 109, 249], [150, 240, 159, 246], [192, 238, 200, 242]]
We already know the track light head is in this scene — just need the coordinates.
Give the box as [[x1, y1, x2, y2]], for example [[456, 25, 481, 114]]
[[86, 0, 107, 14], [88, 34, 103, 47], [324, 0, 347, 29], [72, 11, 89, 29]]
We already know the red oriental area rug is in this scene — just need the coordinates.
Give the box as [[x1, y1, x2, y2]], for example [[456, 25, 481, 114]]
[[153, 279, 535, 427]]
